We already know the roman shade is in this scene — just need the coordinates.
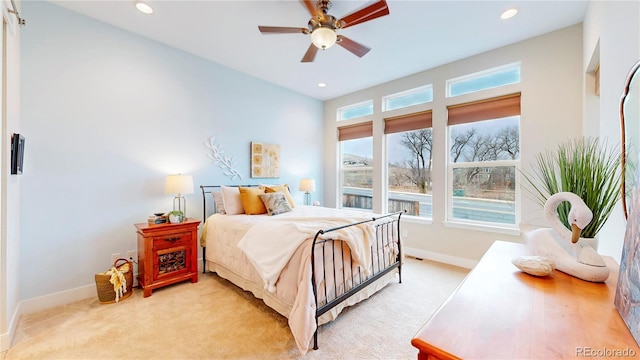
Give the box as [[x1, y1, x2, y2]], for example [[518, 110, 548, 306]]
[[447, 93, 521, 125], [338, 122, 373, 141], [384, 110, 433, 134]]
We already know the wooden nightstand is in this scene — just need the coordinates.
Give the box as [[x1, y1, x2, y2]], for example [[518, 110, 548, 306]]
[[134, 218, 201, 297]]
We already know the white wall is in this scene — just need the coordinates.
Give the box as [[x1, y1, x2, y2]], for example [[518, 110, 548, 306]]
[[323, 25, 584, 265], [1, 0, 23, 352], [583, 0, 640, 261], [19, 1, 323, 303]]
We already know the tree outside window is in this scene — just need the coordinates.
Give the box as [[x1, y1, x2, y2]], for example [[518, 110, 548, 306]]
[[449, 116, 519, 224]]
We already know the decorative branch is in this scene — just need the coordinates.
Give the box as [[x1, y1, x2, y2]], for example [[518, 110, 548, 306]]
[[204, 136, 243, 180]]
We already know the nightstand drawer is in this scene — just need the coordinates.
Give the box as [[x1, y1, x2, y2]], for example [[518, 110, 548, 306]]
[[152, 232, 191, 250]]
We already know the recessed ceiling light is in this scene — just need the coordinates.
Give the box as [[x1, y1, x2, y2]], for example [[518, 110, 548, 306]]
[[135, 1, 154, 15], [501, 8, 518, 20], [318, 82, 327, 88]]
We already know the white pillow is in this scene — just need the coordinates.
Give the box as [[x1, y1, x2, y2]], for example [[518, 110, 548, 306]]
[[221, 186, 245, 215], [212, 191, 226, 214]]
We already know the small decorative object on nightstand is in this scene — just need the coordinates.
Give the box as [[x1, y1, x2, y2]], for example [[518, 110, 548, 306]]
[[167, 210, 184, 224], [135, 218, 200, 297]]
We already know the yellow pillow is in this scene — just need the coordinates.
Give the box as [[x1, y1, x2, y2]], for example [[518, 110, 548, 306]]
[[239, 187, 267, 215], [265, 184, 296, 208]]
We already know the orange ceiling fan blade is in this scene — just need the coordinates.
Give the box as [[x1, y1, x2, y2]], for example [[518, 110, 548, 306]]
[[301, 44, 319, 62], [336, 35, 371, 58], [339, 0, 389, 29], [300, 0, 321, 17]]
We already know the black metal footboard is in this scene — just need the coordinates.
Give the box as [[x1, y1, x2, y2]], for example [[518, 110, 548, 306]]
[[310, 210, 404, 350]]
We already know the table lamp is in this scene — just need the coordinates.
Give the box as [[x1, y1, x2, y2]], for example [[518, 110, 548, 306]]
[[299, 178, 316, 206], [165, 174, 194, 217]]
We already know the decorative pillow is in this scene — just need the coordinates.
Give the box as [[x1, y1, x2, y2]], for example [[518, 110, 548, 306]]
[[221, 186, 244, 215], [239, 187, 267, 215], [259, 192, 293, 216], [212, 191, 226, 214], [264, 184, 296, 208]]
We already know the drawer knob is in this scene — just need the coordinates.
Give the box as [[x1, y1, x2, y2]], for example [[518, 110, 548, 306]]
[[164, 237, 180, 243]]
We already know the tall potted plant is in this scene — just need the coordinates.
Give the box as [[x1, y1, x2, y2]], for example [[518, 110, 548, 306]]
[[521, 137, 621, 239]]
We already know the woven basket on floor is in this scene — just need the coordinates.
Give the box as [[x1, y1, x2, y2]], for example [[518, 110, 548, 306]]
[[95, 258, 133, 304]]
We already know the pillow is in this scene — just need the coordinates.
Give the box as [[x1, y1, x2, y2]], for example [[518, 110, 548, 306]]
[[212, 191, 226, 214], [239, 187, 267, 215], [264, 184, 296, 208], [221, 186, 244, 215], [259, 192, 293, 216]]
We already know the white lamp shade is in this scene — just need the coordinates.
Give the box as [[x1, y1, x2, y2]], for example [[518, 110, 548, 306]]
[[165, 174, 194, 195], [311, 27, 337, 49], [299, 178, 316, 192]]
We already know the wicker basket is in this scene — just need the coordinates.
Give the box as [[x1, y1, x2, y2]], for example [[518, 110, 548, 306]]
[[95, 258, 133, 304]]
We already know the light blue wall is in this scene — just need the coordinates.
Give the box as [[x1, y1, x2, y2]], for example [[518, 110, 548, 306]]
[[19, 1, 323, 300]]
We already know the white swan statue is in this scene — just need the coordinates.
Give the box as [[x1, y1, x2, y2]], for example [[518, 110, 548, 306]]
[[521, 192, 609, 282]]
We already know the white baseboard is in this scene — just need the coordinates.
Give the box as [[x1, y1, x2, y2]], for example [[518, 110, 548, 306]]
[[20, 283, 97, 315], [0, 330, 10, 351], [0, 282, 97, 352], [0, 302, 20, 351], [404, 246, 477, 269]]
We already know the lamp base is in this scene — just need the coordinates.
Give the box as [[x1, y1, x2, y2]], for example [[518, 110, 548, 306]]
[[173, 195, 186, 215]]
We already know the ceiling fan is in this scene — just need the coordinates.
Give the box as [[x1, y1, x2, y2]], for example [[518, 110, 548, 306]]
[[258, 0, 390, 63]]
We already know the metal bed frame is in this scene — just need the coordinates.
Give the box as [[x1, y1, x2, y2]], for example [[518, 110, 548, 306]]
[[200, 185, 404, 350]]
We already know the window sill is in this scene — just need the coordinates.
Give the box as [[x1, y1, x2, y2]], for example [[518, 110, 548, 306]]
[[402, 215, 432, 226], [443, 220, 520, 236]]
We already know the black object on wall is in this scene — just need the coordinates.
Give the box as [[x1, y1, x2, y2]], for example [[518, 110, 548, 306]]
[[11, 133, 24, 175]]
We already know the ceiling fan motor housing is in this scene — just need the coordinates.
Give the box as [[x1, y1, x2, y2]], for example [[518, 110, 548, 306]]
[[307, 13, 341, 33]]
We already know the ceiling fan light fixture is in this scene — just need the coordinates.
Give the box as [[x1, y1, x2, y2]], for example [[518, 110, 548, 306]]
[[135, 1, 154, 14], [311, 27, 337, 50]]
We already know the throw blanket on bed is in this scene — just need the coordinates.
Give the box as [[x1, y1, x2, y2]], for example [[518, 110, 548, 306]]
[[237, 216, 374, 293]]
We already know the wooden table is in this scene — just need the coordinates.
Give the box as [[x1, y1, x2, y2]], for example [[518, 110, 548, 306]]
[[411, 241, 639, 359]]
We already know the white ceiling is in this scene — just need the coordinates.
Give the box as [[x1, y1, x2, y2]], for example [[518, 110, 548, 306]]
[[47, 0, 589, 101]]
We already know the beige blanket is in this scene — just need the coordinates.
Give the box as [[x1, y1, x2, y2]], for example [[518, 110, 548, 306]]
[[237, 216, 374, 293]]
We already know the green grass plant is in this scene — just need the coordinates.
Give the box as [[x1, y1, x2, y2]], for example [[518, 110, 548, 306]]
[[521, 137, 621, 238]]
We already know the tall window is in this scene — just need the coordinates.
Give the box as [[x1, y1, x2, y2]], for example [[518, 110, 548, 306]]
[[339, 122, 373, 210], [385, 111, 433, 218], [447, 93, 521, 225]]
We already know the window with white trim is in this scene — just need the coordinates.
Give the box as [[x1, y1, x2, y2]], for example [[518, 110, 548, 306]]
[[338, 100, 373, 121], [385, 111, 433, 218], [447, 93, 520, 225], [447, 63, 521, 97], [339, 122, 373, 211], [383, 85, 433, 111]]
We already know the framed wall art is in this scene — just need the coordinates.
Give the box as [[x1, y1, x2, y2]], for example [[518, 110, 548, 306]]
[[250, 141, 280, 178], [615, 154, 640, 347]]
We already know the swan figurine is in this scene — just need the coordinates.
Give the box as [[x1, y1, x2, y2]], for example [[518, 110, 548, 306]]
[[521, 192, 609, 282]]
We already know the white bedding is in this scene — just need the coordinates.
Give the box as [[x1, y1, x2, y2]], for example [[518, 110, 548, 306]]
[[201, 205, 399, 354]]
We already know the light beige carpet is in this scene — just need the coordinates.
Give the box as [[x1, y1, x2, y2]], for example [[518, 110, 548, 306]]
[[3, 257, 468, 360]]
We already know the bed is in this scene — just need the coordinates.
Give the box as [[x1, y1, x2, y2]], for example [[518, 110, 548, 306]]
[[199, 185, 404, 354]]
